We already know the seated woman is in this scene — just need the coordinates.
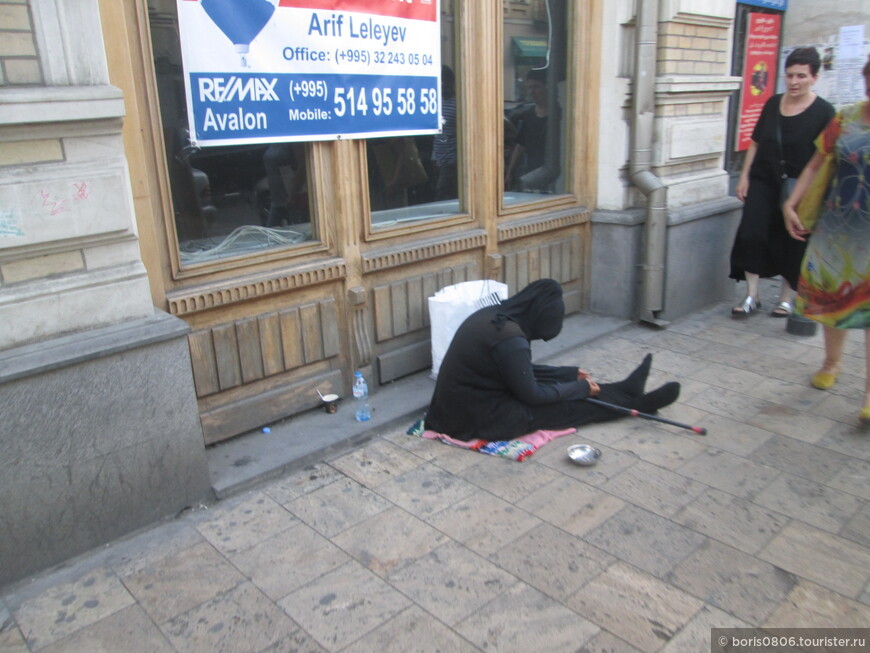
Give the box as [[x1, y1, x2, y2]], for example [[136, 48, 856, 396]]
[[424, 279, 680, 442]]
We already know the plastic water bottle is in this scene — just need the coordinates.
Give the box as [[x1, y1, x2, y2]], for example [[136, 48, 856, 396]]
[[352, 371, 371, 421]]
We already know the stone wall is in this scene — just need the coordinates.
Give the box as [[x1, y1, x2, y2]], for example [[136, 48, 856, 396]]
[[0, 0, 210, 586], [0, 0, 42, 86]]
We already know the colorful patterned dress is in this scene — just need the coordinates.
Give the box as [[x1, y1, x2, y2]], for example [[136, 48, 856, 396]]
[[797, 101, 870, 329]]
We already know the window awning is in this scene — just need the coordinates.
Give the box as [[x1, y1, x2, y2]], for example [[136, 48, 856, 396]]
[[511, 37, 548, 61]]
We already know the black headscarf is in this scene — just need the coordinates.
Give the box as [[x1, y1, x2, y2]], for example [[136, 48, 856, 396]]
[[492, 279, 565, 341]]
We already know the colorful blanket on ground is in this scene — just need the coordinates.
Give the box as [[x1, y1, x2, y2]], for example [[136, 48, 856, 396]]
[[406, 419, 575, 462]]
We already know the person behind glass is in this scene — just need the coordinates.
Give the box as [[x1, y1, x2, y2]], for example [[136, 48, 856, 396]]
[[424, 279, 681, 442], [730, 47, 835, 318], [432, 65, 458, 201], [505, 67, 560, 192], [783, 56, 870, 425], [263, 143, 306, 226]]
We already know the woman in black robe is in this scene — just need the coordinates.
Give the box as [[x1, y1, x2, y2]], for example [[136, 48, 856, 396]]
[[424, 279, 680, 442], [730, 47, 835, 318]]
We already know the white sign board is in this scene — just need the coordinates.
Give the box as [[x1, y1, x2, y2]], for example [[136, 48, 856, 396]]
[[176, 0, 441, 146]]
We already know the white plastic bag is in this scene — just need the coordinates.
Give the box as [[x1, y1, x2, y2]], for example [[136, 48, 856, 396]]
[[428, 280, 508, 379]]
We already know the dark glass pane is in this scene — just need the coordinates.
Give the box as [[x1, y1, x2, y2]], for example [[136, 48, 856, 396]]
[[503, 0, 569, 206], [369, 0, 461, 230], [147, 0, 314, 265]]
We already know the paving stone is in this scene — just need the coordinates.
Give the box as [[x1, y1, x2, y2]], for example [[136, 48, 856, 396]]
[[516, 474, 626, 537], [119, 541, 246, 624], [262, 463, 343, 505], [636, 330, 712, 355], [758, 523, 870, 598], [688, 414, 773, 457], [455, 583, 600, 652], [608, 427, 707, 471], [11, 567, 134, 651], [677, 449, 780, 499], [751, 473, 864, 533], [37, 605, 173, 653], [257, 630, 328, 653], [193, 492, 298, 556], [577, 629, 643, 653], [811, 392, 868, 427], [764, 580, 870, 628], [229, 523, 349, 601], [426, 491, 541, 555], [458, 456, 562, 502], [278, 560, 410, 651], [687, 361, 767, 394], [658, 605, 749, 653], [666, 540, 797, 624], [692, 324, 762, 347], [489, 523, 614, 602], [748, 404, 836, 443], [332, 507, 449, 578], [685, 386, 773, 422], [161, 582, 297, 653], [828, 458, 870, 500], [750, 376, 826, 411], [376, 465, 478, 518], [582, 505, 706, 578], [104, 521, 207, 579], [841, 502, 870, 548], [816, 420, 870, 459], [386, 542, 517, 627], [328, 439, 425, 489], [284, 476, 392, 538], [673, 488, 789, 554], [0, 626, 27, 653], [566, 562, 703, 653], [600, 460, 706, 518], [569, 415, 663, 447], [341, 606, 479, 653], [750, 435, 854, 485]]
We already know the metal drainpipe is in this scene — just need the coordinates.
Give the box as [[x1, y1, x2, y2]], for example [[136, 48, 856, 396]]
[[631, 0, 669, 327]]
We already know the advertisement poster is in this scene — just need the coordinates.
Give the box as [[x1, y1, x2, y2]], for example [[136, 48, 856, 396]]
[[736, 12, 782, 151], [177, 0, 441, 146]]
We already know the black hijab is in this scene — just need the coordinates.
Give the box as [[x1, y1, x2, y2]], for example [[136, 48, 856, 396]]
[[492, 279, 565, 341]]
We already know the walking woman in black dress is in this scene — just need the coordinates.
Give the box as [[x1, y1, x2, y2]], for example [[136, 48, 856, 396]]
[[730, 47, 834, 318]]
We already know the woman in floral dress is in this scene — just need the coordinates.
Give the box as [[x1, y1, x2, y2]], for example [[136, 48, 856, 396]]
[[784, 56, 870, 424]]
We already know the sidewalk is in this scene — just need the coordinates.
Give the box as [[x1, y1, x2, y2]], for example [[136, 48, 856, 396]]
[[2, 284, 868, 653]]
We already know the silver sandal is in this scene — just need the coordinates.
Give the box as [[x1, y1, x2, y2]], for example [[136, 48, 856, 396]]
[[731, 295, 760, 319], [771, 300, 792, 317]]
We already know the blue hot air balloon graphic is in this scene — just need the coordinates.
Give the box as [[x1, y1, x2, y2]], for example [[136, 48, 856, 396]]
[[200, 0, 276, 67]]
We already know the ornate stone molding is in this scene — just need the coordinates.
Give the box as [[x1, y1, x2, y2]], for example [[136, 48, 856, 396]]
[[497, 208, 587, 243], [0, 86, 125, 126], [361, 229, 487, 273], [167, 258, 347, 316], [656, 75, 743, 99]]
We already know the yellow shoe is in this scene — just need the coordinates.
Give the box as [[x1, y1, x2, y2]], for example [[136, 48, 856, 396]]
[[860, 406, 870, 425], [811, 371, 838, 390]]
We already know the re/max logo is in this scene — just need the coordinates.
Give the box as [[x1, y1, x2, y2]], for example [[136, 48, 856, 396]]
[[198, 77, 279, 103]]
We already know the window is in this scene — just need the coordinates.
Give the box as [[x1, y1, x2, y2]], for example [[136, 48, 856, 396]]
[[148, 0, 316, 266], [368, 0, 461, 230], [502, 0, 570, 207]]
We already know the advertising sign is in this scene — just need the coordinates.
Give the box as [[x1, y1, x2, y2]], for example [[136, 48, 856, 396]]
[[177, 0, 441, 146], [735, 12, 781, 151]]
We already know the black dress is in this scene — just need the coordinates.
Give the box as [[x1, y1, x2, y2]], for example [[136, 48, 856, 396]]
[[424, 280, 673, 442], [730, 94, 835, 288]]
